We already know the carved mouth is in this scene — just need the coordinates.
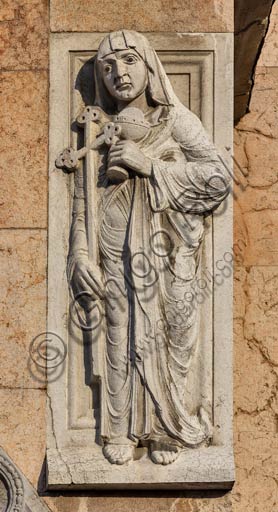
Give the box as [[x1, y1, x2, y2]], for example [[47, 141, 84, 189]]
[[116, 83, 132, 91]]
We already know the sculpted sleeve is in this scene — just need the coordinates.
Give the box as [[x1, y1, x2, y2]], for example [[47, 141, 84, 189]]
[[148, 104, 231, 214]]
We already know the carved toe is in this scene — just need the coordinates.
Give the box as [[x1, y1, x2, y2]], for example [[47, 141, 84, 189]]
[[150, 442, 180, 465], [103, 443, 134, 465]]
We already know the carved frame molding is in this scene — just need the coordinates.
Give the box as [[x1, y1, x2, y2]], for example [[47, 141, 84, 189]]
[[0, 447, 52, 512], [0, 449, 25, 512]]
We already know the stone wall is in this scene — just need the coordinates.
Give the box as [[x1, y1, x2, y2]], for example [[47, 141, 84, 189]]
[[0, 0, 277, 510], [0, 0, 48, 488]]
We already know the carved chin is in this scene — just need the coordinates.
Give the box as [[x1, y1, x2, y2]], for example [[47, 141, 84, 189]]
[[115, 90, 134, 100]]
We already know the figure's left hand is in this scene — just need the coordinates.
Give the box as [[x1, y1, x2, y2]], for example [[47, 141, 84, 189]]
[[108, 140, 152, 177]]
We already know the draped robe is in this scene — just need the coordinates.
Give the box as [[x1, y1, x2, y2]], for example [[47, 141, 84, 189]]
[[69, 102, 230, 448]]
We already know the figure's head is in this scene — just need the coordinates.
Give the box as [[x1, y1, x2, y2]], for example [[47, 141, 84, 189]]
[[94, 30, 173, 112], [98, 48, 148, 103]]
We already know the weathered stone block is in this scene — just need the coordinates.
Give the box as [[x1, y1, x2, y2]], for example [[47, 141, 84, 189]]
[[243, 210, 278, 266], [0, 0, 17, 21], [233, 267, 247, 320], [231, 468, 278, 512], [234, 83, 278, 265], [0, 389, 46, 486], [232, 277, 278, 512], [0, 71, 48, 228], [258, 0, 278, 67], [0, 230, 47, 388], [245, 134, 278, 188], [234, 318, 277, 415], [244, 266, 278, 370], [0, 0, 49, 70], [234, 0, 274, 122], [50, 0, 233, 33], [243, 67, 278, 139]]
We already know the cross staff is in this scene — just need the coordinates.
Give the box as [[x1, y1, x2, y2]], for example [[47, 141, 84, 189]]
[[56, 106, 121, 380], [56, 106, 122, 262]]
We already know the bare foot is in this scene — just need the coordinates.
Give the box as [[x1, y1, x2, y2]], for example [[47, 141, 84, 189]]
[[150, 441, 181, 465], [103, 443, 134, 465]]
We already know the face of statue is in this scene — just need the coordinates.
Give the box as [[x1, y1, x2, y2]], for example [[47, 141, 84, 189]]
[[99, 49, 148, 103]]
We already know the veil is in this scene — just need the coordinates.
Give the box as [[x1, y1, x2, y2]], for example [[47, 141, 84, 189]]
[[92, 30, 181, 113]]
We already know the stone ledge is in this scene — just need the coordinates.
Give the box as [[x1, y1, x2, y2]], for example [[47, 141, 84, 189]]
[[47, 446, 235, 490]]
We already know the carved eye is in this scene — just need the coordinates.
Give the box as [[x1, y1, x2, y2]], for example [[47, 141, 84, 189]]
[[125, 55, 137, 64], [104, 64, 112, 73]]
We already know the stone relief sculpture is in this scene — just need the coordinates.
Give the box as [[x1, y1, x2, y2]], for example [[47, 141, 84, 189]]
[[56, 30, 229, 466], [0, 450, 24, 512], [0, 447, 52, 511]]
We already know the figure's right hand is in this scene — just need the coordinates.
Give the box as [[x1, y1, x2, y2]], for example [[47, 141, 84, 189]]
[[72, 259, 105, 306]]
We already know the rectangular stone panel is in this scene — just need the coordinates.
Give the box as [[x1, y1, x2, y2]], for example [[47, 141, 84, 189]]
[[47, 32, 234, 489]]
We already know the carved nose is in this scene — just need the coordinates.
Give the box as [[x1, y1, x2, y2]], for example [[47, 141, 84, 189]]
[[114, 60, 126, 77]]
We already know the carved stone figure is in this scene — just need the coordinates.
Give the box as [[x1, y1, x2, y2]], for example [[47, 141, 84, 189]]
[[56, 30, 229, 466]]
